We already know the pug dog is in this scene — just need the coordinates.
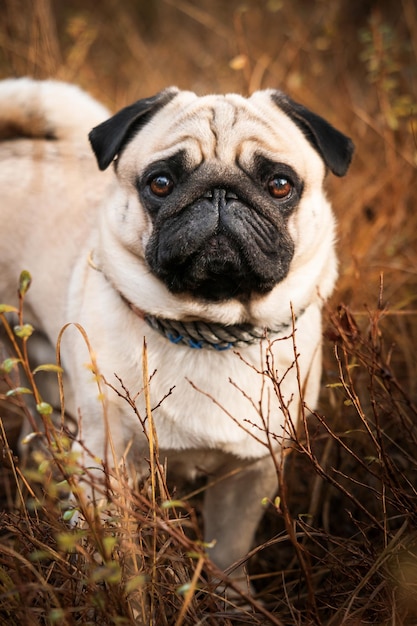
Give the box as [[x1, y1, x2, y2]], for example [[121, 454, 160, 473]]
[[0, 78, 353, 586]]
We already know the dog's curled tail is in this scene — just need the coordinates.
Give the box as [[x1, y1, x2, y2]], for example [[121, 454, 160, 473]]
[[0, 77, 110, 142]]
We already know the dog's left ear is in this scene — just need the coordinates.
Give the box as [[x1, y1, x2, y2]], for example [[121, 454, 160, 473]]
[[89, 87, 179, 170], [271, 91, 354, 177]]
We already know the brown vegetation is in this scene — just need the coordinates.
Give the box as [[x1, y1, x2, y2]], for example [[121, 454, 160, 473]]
[[0, 0, 416, 623]]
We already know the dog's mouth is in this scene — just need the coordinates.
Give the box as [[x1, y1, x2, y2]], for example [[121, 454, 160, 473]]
[[157, 231, 271, 301], [145, 187, 295, 302]]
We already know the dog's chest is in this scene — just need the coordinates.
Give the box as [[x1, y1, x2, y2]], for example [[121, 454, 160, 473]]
[[135, 336, 297, 459]]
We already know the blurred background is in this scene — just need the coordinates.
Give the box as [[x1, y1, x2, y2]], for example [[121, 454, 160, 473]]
[[1, 2, 417, 622]]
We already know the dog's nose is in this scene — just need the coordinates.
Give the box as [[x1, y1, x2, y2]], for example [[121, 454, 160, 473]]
[[203, 188, 239, 204]]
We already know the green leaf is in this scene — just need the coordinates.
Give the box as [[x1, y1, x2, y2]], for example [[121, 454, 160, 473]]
[[33, 363, 63, 375], [0, 304, 18, 314], [161, 499, 186, 509], [62, 508, 79, 522], [54, 479, 71, 493], [36, 402, 53, 416], [91, 562, 121, 585], [56, 530, 86, 552], [6, 387, 33, 397], [365, 456, 381, 465], [19, 270, 32, 296], [185, 551, 203, 559], [125, 574, 147, 593], [14, 324, 34, 339], [29, 550, 50, 562], [49, 609, 66, 623], [20, 431, 40, 445], [102, 536, 118, 557], [1, 357, 21, 373], [176, 582, 201, 595], [38, 459, 51, 474]]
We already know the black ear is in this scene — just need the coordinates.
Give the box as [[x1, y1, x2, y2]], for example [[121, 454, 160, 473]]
[[271, 91, 354, 177], [89, 87, 179, 170]]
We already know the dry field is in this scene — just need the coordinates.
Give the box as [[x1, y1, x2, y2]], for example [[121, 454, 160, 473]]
[[0, 1, 416, 624]]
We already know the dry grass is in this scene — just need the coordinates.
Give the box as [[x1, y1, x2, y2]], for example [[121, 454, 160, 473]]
[[0, 0, 417, 623]]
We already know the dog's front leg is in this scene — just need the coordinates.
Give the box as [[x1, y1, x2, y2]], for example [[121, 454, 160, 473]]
[[203, 453, 278, 590]]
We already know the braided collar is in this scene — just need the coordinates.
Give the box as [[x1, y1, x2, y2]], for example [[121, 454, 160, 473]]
[[88, 251, 296, 351], [143, 314, 293, 351]]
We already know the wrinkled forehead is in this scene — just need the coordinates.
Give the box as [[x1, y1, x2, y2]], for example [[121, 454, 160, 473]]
[[123, 91, 325, 179]]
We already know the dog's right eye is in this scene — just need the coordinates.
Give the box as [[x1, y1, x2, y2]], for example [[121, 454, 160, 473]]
[[149, 175, 174, 197]]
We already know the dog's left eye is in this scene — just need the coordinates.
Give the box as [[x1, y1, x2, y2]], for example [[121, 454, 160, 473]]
[[149, 175, 174, 197], [267, 176, 293, 199]]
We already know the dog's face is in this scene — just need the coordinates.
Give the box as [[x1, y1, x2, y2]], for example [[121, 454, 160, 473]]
[[89, 88, 353, 305]]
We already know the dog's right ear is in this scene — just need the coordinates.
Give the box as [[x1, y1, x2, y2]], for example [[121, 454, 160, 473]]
[[89, 87, 179, 170]]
